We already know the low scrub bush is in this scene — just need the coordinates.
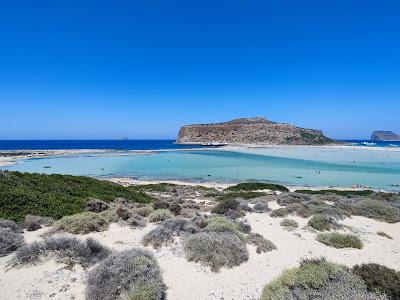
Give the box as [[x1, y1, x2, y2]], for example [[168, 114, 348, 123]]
[[246, 233, 276, 254], [153, 200, 170, 210], [317, 232, 363, 249], [134, 206, 154, 217], [13, 234, 110, 267], [85, 198, 109, 213], [353, 263, 400, 300], [148, 209, 174, 223], [0, 219, 20, 232], [261, 258, 386, 300], [270, 208, 288, 218], [308, 214, 337, 231], [130, 182, 176, 192], [215, 191, 268, 202], [49, 212, 109, 235], [0, 171, 154, 222], [295, 189, 374, 196], [183, 231, 249, 272], [204, 217, 243, 238], [350, 199, 400, 223], [253, 202, 269, 213], [280, 218, 299, 230], [0, 227, 24, 257], [377, 231, 393, 239], [22, 215, 55, 231], [211, 198, 239, 214], [143, 218, 199, 249], [277, 193, 312, 206], [85, 248, 166, 300], [226, 182, 289, 192]]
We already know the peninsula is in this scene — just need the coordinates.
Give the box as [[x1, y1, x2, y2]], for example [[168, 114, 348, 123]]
[[371, 131, 400, 141]]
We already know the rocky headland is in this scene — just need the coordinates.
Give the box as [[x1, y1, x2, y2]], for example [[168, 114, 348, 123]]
[[371, 131, 400, 141], [177, 117, 335, 145]]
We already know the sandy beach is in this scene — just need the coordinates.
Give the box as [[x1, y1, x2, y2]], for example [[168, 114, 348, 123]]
[[1, 198, 399, 300]]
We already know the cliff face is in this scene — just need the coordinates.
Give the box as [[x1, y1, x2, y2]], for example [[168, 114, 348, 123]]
[[177, 117, 334, 145], [371, 131, 400, 141]]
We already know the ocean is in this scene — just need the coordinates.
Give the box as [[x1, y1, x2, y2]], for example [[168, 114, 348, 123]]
[[1, 140, 400, 191]]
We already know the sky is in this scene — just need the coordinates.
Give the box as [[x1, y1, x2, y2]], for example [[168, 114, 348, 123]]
[[0, 0, 399, 140]]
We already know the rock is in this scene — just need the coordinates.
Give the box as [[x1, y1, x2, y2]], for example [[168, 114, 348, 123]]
[[371, 131, 400, 141], [177, 117, 335, 145]]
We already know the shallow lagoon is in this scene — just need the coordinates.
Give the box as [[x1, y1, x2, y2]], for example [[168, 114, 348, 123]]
[[2, 148, 400, 191]]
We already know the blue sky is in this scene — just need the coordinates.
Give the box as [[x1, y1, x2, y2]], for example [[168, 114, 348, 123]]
[[1, 0, 399, 140]]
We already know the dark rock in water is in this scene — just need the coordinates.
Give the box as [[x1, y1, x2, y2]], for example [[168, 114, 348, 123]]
[[177, 117, 335, 145], [371, 131, 400, 141]]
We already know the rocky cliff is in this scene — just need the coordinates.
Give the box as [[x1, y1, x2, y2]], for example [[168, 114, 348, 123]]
[[371, 131, 400, 141], [177, 117, 334, 145]]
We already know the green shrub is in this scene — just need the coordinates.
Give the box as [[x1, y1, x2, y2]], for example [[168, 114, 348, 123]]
[[49, 212, 109, 234], [353, 263, 400, 300], [216, 191, 268, 202], [129, 182, 177, 192], [85, 249, 166, 300], [205, 217, 243, 237], [0, 171, 154, 222], [350, 199, 400, 223], [226, 182, 289, 192], [211, 198, 239, 214], [295, 189, 374, 196], [317, 233, 363, 249], [183, 231, 249, 272], [148, 209, 174, 223], [308, 214, 336, 231], [261, 258, 344, 300], [134, 206, 154, 217], [270, 208, 288, 218], [377, 231, 393, 239], [261, 258, 387, 300], [280, 218, 299, 230], [245, 233, 276, 253]]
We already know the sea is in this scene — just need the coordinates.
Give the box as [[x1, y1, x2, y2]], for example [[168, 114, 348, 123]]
[[1, 140, 399, 192]]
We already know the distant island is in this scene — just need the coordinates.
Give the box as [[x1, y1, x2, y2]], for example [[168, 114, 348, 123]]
[[177, 117, 335, 145], [371, 131, 400, 141]]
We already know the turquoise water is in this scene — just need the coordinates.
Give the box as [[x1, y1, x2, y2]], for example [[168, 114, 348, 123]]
[[2, 149, 400, 191]]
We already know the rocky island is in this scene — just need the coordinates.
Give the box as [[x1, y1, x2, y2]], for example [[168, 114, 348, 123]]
[[371, 131, 400, 141], [177, 117, 335, 145]]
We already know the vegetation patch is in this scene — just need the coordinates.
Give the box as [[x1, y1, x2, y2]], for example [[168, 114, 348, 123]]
[[317, 232, 363, 249], [377, 231, 393, 239], [49, 212, 109, 235], [308, 214, 337, 231], [148, 209, 174, 223], [261, 258, 386, 300], [295, 189, 374, 196], [349, 199, 400, 223], [130, 182, 177, 192], [0, 171, 154, 222], [0, 226, 24, 257], [204, 217, 243, 238], [215, 191, 268, 202], [352, 263, 400, 300], [245, 233, 276, 253], [183, 231, 249, 272], [270, 208, 288, 218], [280, 218, 299, 230], [85, 248, 166, 300], [142, 218, 199, 249], [13, 234, 110, 267], [226, 182, 289, 192]]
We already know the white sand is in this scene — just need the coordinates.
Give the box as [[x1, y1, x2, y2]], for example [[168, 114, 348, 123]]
[[1, 203, 399, 300]]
